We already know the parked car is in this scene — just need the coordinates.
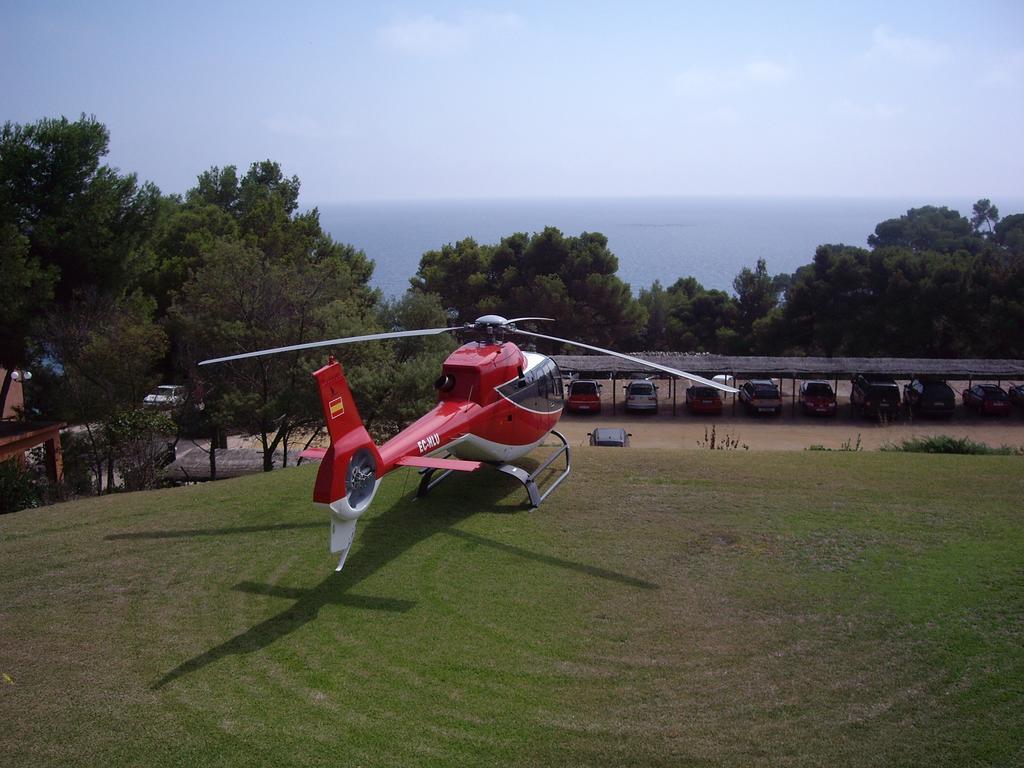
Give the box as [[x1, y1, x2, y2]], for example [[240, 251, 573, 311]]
[[566, 379, 602, 414], [588, 427, 631, 447], [143, 384, 186, 409], [850, 374, 901, 419], [685, 385, 723, 415], [962, 383, 1012, 416], [624, 379, 658, 412], [739, 379, 782, 415], [1008, 383, 1024, 409], [798, 380, 837, 417], [903, 378, 956, 418]]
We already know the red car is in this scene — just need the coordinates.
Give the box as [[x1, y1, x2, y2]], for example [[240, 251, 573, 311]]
[[962, 384, 1011, 416], [799, 380, 837, 417], [685, 385, 723, 415], [566, 379, 602, 414]]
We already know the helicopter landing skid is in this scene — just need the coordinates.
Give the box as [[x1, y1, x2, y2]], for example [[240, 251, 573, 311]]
[[416, 430, 572, 508]]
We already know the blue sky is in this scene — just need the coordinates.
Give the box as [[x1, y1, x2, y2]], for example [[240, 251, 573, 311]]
[[2, 1, 1022, 202]]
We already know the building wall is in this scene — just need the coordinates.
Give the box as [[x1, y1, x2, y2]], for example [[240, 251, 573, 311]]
[[1, 369, 26, 420]]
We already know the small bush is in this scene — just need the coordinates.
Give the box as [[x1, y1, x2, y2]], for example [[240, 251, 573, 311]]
[[697, 425, 748, 451], [105, 409, 176, 491], [806, 434, 862, 452], [881, 435, 1023, 455], [0, 459, 43, 514]]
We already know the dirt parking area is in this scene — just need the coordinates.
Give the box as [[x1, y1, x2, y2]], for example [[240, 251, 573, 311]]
[[229, 378, 1024, 454], [561, 377, 1024, 451], [559, 411, 1024, 451]]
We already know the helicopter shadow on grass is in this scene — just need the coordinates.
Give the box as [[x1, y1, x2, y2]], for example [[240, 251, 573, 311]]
[[151, 465, 658, 689]]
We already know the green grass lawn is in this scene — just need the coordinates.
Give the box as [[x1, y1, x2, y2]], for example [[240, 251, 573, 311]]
[[2, 450, 1022, 767]]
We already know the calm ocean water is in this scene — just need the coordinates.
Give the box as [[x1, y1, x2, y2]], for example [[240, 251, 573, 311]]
[[316, 197, 1021, 299]]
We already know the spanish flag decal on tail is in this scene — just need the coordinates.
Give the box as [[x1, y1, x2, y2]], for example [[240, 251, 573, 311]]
[[329, 396, 345, 419]]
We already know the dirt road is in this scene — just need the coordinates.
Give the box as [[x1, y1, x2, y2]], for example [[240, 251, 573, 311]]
[[558, 377, 1024, 450], [232, 378, 1024, 454], [557, 409, 1024, 450]]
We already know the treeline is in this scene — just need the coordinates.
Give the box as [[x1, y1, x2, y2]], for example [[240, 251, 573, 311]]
[[414, 204, 1024, 359], [2, 114, 1023, 497], [1, 115, 452, 495]]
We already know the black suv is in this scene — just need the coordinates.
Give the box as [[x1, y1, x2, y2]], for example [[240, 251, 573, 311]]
[[903, 378, 956, 418], [739, 379, 782, 415], [850, 374, 901, 419], [1009, 384, 1024, 410]]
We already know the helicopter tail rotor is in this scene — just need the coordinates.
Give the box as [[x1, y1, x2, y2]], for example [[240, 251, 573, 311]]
[[312, 358, 383, 570]]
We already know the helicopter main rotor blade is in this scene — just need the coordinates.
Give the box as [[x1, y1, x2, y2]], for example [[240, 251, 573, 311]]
[[509, 329, 740, 393], [504, 316, 555, 325], [199, 326, 462, 366]]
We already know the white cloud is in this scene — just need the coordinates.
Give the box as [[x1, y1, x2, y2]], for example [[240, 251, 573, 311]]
[[377, 11, 523, 56], [866, 26, 949, 66], [745, 59, 792, 84], [262, 114, 327, 139], [672, 58, 792, 95], [832, 99, 904, 120], [981, 50, 1024, 88]]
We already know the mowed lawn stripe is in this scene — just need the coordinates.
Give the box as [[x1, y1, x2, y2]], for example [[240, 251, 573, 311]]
[[1, 450, 1021, 766]]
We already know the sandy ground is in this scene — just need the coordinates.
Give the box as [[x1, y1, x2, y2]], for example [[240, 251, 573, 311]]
[[558, 376, 1024, 450], [226, 377, 1024, 454], [557, 409, 1024, 451], [228, 414, 1024, 454]]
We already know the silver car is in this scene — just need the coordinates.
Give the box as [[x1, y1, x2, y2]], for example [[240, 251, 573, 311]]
[[624, 379, 659, 412], [143, 384, 186, 409]]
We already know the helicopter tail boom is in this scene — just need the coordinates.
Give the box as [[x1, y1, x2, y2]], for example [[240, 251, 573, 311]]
[[312, 358, 383, 569]]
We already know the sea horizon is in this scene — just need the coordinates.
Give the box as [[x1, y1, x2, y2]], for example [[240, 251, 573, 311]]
[[314, 195, 1024, 300]]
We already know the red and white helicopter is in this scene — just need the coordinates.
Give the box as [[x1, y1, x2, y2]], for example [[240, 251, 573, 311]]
[[201, 315, 737, 570]]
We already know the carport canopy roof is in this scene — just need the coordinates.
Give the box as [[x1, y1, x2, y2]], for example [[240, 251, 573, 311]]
[[552, 354, 1024, 380]]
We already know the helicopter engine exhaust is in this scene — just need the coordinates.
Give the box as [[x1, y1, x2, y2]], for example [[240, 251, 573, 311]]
[[312, 358, 383, 570]]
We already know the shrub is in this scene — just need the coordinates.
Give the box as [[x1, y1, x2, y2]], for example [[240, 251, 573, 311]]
[[881, 435, 1023, 455], [806, 434, 862, 452], [105, 409, 176, 491], [696, 425, 748, 451], [0, 459, 43, 514]]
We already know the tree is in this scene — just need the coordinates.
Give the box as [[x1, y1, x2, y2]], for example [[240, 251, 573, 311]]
[[133, 196, 238, 316], [173, 238, 376, 470], [0, 224, 55, 365], [993, 213, 1024, 257], [411, 227, 644, 348], [657, 277, 738, 353], [0, 224, 55, 411], [170, 162, 379, 471], [636, 280, 670, 350], [0, 115, 161, 416], [732, 258, 778, 351], [42, 291, 169, 493], [0, 115, 160, 304], [103, 409, 175, 491], [970, 199, 1000, 235], [346, 291, 457, 440], [779, 245, 874, 356], [867, 206, 978, 253], [412, 237, 492, 321]]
